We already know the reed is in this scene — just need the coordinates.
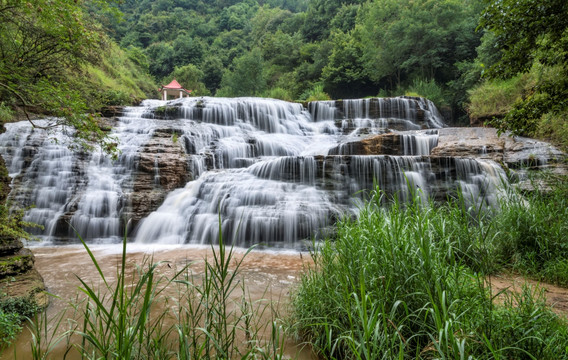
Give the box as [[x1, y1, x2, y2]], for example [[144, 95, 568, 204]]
[[292, 182, 568, 359], [28, 219, 286, 359]]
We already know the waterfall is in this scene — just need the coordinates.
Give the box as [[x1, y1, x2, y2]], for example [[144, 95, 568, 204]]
[[0, 96, 508, 247]]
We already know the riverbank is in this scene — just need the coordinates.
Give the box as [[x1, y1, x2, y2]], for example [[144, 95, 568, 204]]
[[1, 244, 315, 360]]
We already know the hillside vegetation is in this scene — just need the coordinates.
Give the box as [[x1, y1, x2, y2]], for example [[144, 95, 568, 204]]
[[99, 0, 485, 121], [0, 0, 156, 145]]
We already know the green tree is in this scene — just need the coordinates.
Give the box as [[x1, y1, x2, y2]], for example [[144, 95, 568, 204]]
[[146, 42, 176, 78], [479, 0, 568, 139], [218, 48, 266, 96], [261, 30, 301, 69], [201, 56, 224, 94], [301, 0, 364, 41], [357, 0, 481, 89], [321, 30, 370, 98], [250, 5, 293, 46], [173, 34, 204, 66], [218, 1, 258, 31], [480, 0, 568, 78], [167, 64, 210, 96], [0, 0, 117, 152]]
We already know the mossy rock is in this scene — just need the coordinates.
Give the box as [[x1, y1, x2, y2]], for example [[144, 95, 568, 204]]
[[0, 154, 11, 203], [154, 105, 181, 119], [0, 239, 23, 257], [0, 268, 48, 310], [0, 248, 35, 278]]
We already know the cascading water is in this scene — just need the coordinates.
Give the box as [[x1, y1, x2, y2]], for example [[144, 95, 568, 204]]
[[0, 96, 507, 247]]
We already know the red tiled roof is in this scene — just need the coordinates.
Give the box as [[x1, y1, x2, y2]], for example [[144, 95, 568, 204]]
[[162, 79, 184, 89], [159, 79, 192, 94]]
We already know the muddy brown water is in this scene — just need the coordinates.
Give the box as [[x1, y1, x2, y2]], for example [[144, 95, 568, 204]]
[[0, 244, 317, 360]]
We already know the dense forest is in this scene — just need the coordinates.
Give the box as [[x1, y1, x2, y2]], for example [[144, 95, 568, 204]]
[[100, 0, 485, 120], [1, 0, 567, 145]]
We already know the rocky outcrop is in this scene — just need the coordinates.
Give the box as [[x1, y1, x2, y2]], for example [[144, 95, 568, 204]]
[[330, 127, 565, 171], [99, 106, 124, 119], [0, 247, 35, 277], [127, 129, 192, 227], [432, 128, 566, 169], [0, 268, 49, 309], [0, 153, 47, 310], [0, 154, 10, 202]]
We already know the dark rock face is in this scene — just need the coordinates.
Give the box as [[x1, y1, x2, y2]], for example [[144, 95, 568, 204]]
[[0, 248, 35, 277], [0, 154, 10, 203], [127, 129, 192, 227], [0, 238, 23, 257], [329, 133, 403, 156], [99, 106, 124, 118]]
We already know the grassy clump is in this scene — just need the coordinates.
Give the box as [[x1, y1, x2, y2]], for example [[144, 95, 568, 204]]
[[467, 73, 534, 120], [264, 87, 294, 102], [292, 183, 568, 359], [301, 84, 332, 102], [496, 176, 568, 285], [403, 78, 448, 108]]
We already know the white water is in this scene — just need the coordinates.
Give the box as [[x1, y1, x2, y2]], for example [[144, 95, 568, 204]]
[[0, 96, 507, 247]]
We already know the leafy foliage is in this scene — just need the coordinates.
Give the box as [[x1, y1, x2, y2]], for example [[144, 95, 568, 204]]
[[0, 205, 39, 244], [98, 0, 485, 112], [475, 0, 568, 146], [0, 309, 21, 350], [0, 0, 155, 153]]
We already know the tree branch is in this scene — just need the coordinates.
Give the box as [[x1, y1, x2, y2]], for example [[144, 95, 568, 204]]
[[0, 81, 51, 129]]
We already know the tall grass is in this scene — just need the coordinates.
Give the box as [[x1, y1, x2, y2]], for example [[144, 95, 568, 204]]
[[496, 174, 568, 285], [29, 220, 286, 359], [467, 73, 534, 120], [292, 181, 568, 359]]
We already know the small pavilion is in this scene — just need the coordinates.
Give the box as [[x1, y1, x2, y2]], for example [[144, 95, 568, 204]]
[[159, 79, 192, 100]]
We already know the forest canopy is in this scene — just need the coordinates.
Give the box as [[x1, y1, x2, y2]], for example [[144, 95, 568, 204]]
[[100, 0, 486, 121]]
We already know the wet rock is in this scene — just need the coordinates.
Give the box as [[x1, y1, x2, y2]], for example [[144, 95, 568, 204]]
[[0, 268, 48, 309], [0, 239, 23, 257], [99, 106, 124, 118], [432, 127, 566, 168], [329, 133, 403, 156], [153, 104, 182, 119], [0, 248, 35, 277], [0, 153, 47, 308], [128, 129, 192, 225], [0, 155, 10, 202]]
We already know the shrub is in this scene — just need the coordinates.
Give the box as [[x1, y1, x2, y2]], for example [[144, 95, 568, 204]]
[[404, 78, 448, 108], [0, 102, 14, 125], [264, 87, 293, 101], [300, 84, 331, 102], [0, 309, 21, 350], [467, 73, 533, 120]]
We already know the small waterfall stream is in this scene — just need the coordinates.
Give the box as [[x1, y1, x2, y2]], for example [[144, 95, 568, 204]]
[[0, 96, 506, 247]]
